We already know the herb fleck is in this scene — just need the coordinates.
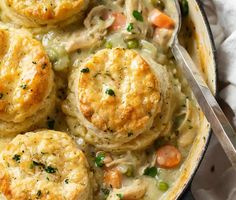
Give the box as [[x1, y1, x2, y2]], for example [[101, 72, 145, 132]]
[[20, 84, 27, 89], [95, 152, 105, 167], [180, 0, 189, 17], [116, 193, 123, 199], [127, 23, 134, 32], [12, 154, 21, 163], [81, 67, 90, 73], [128, 132, 133, 137], [133, 10, 143, 21], [101, 188, 110, 197], [31, 161, 45, 168], [36, 190, 42, 198], [143, 166, 158, 177], [105, 89, 115, 96], [47, 117, 55, 129], [44, 166, 57, 174], [65, 179, 69, 184]]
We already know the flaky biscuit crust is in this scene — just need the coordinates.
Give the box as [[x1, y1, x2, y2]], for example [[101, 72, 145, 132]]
[[4, 0, 89, 26], [0, 130, 91, 200], [0, 26, 55, 136]]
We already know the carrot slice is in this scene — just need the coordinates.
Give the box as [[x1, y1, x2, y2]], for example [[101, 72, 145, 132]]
[[110, 12, 126, 31], [149, 9, 175, 29], [104, 168, 122, 189], [156, 145, 181, 168]]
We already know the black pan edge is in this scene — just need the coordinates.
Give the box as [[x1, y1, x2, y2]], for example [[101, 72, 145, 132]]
[[178, 0, 218, 199]]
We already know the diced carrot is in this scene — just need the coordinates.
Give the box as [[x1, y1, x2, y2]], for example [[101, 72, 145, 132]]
[[104, 168, 122, 189], [110, 12, 126, 31], [156, 145, 181, 168], [148, 9, 175, 29]]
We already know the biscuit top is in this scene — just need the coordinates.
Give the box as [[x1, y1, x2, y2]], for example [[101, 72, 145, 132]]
[[0, 130, 90, 200], [5, 0, 88, 25], [0, 28, 53, 123], [77, 48, 161, 136]]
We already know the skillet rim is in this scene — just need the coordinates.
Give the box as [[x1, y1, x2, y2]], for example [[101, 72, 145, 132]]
[[178, 0, 217, 199]]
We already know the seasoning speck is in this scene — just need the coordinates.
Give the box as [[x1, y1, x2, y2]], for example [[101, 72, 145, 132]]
[[81, 67, 90, 73], [12, 154, 21, 163], [105, 89, 115, 96]]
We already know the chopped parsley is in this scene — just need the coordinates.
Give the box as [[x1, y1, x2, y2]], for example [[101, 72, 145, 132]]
[[81, 67, 90, 73], [47, 117, 55, 129], [128, 132, 133, 137], [105, 89, 115, 96], [31, 161, 45, 168], [30, 161, 56, 174], [12, 154, 21, 163], [44, 166, 57, 174], [36, 190, 42, 198], [127, 23, 134, 32], [95, 152, 105, 167], [101, 188, 110, 197], [0, 93, 3, 99], [143, 166, 158, 177], [180, 0, 189, 17], [132, 10, 143, 22], [20, 84, 27, 89], [116, 193, 123, 199]]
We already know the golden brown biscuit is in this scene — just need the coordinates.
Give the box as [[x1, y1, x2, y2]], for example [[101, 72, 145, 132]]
[[0, 130, 92, 200], [0, 0, 89, 27], [63, 48, 171, 151], [0, 25, 55, 136]]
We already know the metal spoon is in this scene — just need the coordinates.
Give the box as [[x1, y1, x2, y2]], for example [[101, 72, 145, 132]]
[[170, 0, 236, 167]]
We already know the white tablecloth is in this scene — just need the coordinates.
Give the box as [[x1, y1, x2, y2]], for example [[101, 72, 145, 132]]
[[191, 0, 236, 199]]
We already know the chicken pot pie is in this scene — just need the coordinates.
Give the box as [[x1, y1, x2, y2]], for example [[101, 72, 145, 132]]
[[0, 0, 208, 199], [0, 130, 92, 200], [0, 25, 55, 136], [0, 0, 89, 27]]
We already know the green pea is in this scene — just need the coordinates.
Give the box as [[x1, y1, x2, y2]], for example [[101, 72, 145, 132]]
[[126, 39, 140, 49], [158, 181, 169, 192], [151, 0, 165, 10], [105, 41, 113, 49]]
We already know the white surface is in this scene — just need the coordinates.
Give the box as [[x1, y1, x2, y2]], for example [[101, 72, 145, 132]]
[[192, 0, 236, 199]]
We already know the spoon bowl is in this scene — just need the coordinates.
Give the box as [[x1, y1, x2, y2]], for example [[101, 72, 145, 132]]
[[168, 0, 236, 168]]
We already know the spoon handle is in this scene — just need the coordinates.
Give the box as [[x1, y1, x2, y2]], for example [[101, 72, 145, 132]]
[[172, 43, 236, 168]]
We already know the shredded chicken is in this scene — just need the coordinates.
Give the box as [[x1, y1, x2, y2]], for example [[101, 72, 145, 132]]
[[107, 179, 147, 200], [124, 0, 149, 39], [65, 6, 115, 52]]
